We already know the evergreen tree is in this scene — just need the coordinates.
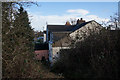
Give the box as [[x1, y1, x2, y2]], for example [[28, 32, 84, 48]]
[[2, 3, 35, 78], [13, 6, 34, 52], [2, 2, 62, 78]]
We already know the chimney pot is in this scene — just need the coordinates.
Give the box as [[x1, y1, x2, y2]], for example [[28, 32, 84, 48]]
[[65, 21, 71, 25], [76, 18, 85, 25]]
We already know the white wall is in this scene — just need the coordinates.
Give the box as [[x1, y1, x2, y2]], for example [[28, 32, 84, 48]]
[[70, 21, 102, 41], [52, 47, 69, 58], [43, 34, 46, 42], [52, 47, 70, 63]]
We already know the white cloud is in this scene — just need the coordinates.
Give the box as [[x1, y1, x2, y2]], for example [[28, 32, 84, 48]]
[[28, 13, 79, 31], [67, 9, 89, 15], [28, 9, 110, 31], [83, 15, 109, 21], [85, 15, 110, 24]]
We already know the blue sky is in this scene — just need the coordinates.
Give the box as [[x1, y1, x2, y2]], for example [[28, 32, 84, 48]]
[[25, 2, 118, 31]]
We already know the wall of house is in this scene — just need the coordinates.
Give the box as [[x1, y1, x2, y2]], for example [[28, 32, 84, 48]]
[[51, 47, 70, 63], [49, 42, 53, 63], [46, 28, 48, 42], [52, 47, 70, 58], [43, 33, 46, 42], [50, 33, 53, 42], [35, 50, 49, 60], [70, 21, 102, 41]]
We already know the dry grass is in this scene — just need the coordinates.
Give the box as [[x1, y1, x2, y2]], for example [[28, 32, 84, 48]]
[[2, 52, 63, 79]]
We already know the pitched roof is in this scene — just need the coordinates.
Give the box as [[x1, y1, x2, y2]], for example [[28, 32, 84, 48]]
[[51, 20, 103, 47], [47, 21, 92, 32], [47, 25, 75, 32], [52, 35, 72, 47], [52, 32, 71, 42], [47, 21, 94, 44], [71, 21, 92, 31]]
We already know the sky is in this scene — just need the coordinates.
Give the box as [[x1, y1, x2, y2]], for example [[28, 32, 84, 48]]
[[25, 2, 118, 31]]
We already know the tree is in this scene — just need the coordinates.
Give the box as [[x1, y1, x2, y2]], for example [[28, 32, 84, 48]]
[[2, 2, 35, 78], [70, 18, 77, 25], [2, 2, 62, 78], [110, 13, 119, 28], [104, 13, 120, 30]]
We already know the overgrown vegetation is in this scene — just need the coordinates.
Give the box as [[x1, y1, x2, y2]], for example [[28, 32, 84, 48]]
[[2, 2, 61, 78], [51, 28, 120, 79]]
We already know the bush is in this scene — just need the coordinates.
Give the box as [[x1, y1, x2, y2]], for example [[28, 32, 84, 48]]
[[51, 29, 120, 79]]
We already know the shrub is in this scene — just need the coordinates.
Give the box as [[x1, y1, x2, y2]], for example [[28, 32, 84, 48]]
[[51, 29, 120, 79]]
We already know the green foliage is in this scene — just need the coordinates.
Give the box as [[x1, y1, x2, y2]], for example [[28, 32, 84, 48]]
[[51, 28, 120, 79]]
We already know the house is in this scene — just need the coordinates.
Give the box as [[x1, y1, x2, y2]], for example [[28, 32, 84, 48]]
[[44, 18, 103, 64], [34, 43, 49, 61]]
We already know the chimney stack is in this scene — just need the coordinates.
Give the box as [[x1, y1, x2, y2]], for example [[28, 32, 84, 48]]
[[77, 18, 85, 25], [65, 21, 71, 26]]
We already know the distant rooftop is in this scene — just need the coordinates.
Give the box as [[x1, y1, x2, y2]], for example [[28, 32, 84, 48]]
[[47, 25, 75, 32], [47, 18, 90, 32], [47, 21, 92, 32]]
